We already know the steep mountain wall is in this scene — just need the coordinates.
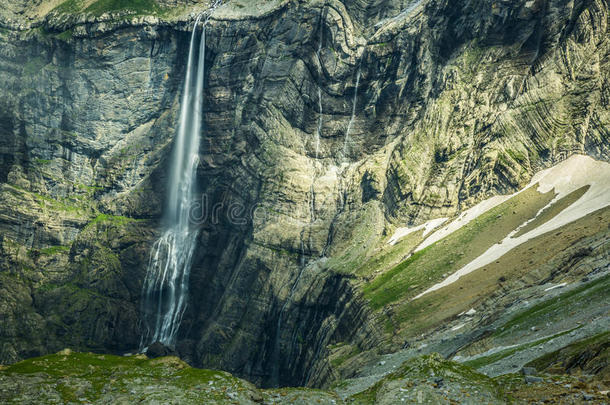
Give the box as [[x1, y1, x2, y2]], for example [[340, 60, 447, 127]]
[[0, 0, 607, 388]]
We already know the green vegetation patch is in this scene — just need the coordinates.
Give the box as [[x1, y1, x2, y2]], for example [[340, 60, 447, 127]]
[[33, 158, 53, 165], [6, 184, 94, 215], [354, 229, 424, 278], [2, 352, 246, 403], [513, 185, 590, 238], [54, 0, 167, 17], [56, 29, 74, 41], [363, 186, 555, 310], [525, 331, 610, 373], [87, 213, 135, 227], [329, 344, 362, 369], [262, 387, 342, 403], [463, 327, 580, 369], [350, 353, 504, 404], [494, 274, 610, 338], [5, 352, 144, 376], [38, 245, 71, 256], [506, 148, 527, 164], [85, 0, 164, 15], [23, 57, 47, 76]]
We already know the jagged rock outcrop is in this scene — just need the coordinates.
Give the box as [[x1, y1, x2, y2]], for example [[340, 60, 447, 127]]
[[0, 0, 607, 389]]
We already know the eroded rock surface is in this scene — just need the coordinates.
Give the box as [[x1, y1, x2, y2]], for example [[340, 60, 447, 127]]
[[0, 0, 608, 389]]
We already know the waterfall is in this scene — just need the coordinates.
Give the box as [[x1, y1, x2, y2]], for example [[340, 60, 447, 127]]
[[140, 4, 219, 349], [309, 183, 316, 222], [343, 62, 361, 159], [315, 88, 322, 159], [314, 12, 324, 159]]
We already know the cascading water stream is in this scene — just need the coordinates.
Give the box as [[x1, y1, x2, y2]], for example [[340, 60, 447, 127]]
[[315, 88, 323, 158], [309, 183, 316, 222], [140, 3, 220, 350], [314, 11, 325, 159], [343, 59, 362, 159], [343, 0, 424, 159], [270, 0, 421, 385]]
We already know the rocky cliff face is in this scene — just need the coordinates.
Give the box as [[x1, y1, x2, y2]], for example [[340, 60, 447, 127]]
[[0, 0, 608, 389]]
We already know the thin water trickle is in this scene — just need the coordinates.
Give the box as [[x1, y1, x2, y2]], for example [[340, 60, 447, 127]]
[[315, 88, 322, 158], [309, 183, 316, 222], [314, 13, 324, 159], [140, 3, 221, 350], [343, 61, 362, 159]]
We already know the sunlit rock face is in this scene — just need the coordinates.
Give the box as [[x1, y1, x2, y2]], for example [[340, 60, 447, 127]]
[[0, 0, 608, 388]]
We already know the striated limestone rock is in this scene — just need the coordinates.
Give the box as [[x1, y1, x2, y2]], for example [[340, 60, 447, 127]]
[[0, 0, 607, 389]]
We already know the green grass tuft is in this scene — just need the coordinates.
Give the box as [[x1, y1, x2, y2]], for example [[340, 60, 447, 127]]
[[85, 0, 164, 16], [88, 213, 135, 227], [38, 245, 71, 255], [23, 57, 47, 76]]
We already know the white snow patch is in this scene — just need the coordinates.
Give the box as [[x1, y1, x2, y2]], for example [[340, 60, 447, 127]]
[[451, 323, 466, 331], [544, 282, 567, 292], [413, 155, 610, 300], [416, 195, 514, 252], [388, 217, 448, 245]]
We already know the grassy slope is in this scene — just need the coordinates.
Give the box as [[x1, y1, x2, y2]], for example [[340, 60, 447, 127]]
[[350, 353, 506, 404], [394, 205, 610, 337], [494, 273, 610, 339], [362, 185, 555, 310], [1, 352, 259, 404], [0, 351, 342, 404], [513, 185, 590, 237], [526, 331, 610, 376], [463, 327, 580, 369]]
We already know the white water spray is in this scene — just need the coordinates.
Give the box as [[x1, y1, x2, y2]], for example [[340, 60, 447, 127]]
[[140, 4, 220, 349]]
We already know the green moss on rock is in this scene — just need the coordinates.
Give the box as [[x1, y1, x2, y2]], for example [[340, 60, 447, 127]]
[[54, 0, 167, 17]]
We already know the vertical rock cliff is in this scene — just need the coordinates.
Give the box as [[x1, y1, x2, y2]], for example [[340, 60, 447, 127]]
[[0, 0, 608, 389]]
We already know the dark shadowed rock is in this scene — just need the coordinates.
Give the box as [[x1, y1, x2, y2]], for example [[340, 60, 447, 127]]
[[146, 342, 177, 359], [525, 375, 544, 384], [521, 366, 537, 376]]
